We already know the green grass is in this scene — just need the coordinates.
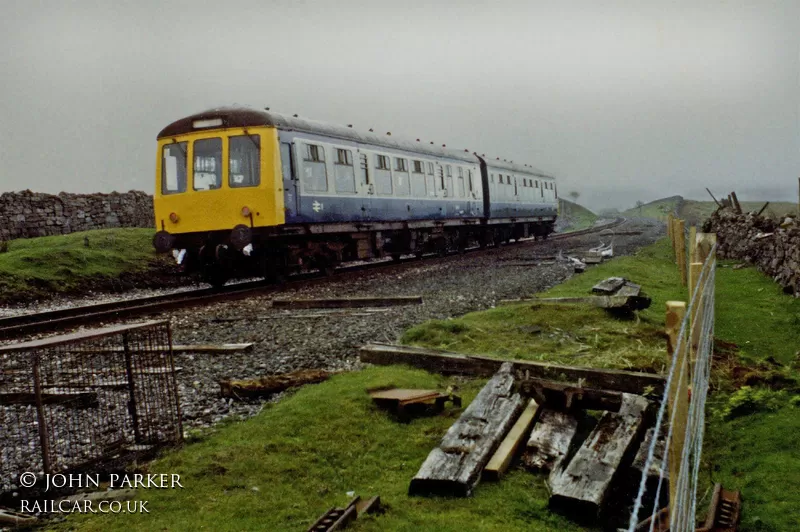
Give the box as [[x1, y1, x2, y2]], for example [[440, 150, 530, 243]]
[[59, 237, 800, 531], [61, 367, 585, 532], [403, 239, 684, 374], [558, 199, 597, 231], [0, 228, 161, 302]]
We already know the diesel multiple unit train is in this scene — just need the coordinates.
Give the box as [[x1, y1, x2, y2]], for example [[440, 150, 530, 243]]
[[153, 108, 558, 285]]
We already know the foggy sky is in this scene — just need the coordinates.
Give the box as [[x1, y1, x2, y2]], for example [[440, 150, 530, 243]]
[[1, 0, 798, 211]]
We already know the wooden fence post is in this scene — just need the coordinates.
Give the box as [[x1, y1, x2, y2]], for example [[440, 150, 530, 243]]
[[666, 301, 688, 511], [689, 226, 697, 262], [676, 220, 687, 285], [667, 213, 674, 245]]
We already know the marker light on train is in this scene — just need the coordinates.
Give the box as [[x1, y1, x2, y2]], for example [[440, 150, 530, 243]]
[[169, 212, 179, 223], [241, 206, 251, 217], [192, 118, 223, 129]]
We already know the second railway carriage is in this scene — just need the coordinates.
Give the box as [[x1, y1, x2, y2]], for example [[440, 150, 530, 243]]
[[153, 107, 557, 285]]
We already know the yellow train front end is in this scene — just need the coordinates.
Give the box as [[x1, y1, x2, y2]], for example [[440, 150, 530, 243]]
[[153, 115, 285, 285]]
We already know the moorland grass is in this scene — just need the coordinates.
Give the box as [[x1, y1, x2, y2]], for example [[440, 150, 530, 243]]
[[0, 228, 159, 302]]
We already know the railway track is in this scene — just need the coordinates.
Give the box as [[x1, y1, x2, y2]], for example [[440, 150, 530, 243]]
[[0, 218, 625, 340]]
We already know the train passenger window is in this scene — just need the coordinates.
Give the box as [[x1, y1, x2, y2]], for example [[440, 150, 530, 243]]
[[498, 174, 503, 184], [490, 174, 494, 183], [161, 142, 187, 194], [458, 167, 463, 178], [446, 165, 452, 177], [305, 144, 324, 162], [413, 160, 423, 174], [302, 142, 328, 192], [229, 135, 260, 188], [334, 148, 356, 193], [193, 137, 222, 191], [427, 162, 434, 175], [457, 174, 465, 197], [535, 180, 539, 188], [394, 158, 408, 172], [374, 154, 392, 195], [335, 148, 353, 166]]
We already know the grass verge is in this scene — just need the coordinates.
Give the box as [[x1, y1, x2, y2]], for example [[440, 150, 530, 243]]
[[558, 199, 597, 231], [0, 228, 173, 303]]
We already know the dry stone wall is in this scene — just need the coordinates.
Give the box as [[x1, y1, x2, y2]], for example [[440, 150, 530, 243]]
[[703, 209, 800, 296], [0, 190, 154, 240]]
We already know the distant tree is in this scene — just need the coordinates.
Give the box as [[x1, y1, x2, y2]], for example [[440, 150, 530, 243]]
[[568, 191, 580, 202], [636, 200, 645, 216]]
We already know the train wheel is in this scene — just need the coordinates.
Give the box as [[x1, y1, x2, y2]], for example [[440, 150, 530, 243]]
[[391, 253, 402, 262], [203, 264, 230, 288]]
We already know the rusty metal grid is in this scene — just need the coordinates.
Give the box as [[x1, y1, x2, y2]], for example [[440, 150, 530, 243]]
[[0, 321, 182, 494]]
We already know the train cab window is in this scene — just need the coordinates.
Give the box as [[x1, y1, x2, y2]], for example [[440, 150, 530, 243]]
[[280, 143, 294, 181], [229, 135, 260, 188], [413, 160, 424, 174], [393, 157, 410, 196], [302, 142, 328, 192], [162, 141, 187, 194], [374, 154, 392, 195], [193, 137, 222, 191], [467, 170, 474, 193], [334, 148, 356, 193]]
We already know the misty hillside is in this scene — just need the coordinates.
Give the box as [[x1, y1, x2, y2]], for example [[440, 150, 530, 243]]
[[557, 199, 597, 231], [621, 196, 796, 225], [622, 196, 683, 220]]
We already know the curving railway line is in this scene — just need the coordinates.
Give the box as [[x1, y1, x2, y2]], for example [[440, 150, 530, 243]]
[[0, 218, 623, 340]]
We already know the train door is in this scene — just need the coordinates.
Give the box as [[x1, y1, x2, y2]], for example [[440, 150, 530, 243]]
[[434, 163, 446, 218], [357, 152, 373, 219], [280, 142, 299, 220]]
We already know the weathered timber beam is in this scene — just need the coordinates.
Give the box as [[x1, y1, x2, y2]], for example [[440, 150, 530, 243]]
[[409, 362, 525, 497], [516, 376, 622, 412], [592, 277, 627, 294], [0, 391, 98, 408], [483, 399, 541, 481], [171, 343, 253, 353], [220, 369, 330, 399], [627, 427, 669, 524], [521, 409, 580, 473], [359, 343, 665, 395], [548, 393, 650, 524], [730, 191, 742, 214], [273, 296, 422, 309]]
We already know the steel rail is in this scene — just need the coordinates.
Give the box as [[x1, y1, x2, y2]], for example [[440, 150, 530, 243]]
[[0, 218, 625, 340]]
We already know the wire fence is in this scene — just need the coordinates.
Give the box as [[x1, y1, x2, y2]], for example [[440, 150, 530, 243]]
[[626, 219, 717, 531], [0, 321, 182, 497]]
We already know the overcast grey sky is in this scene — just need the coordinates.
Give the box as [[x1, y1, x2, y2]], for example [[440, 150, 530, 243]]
[[0, 0, 797, 210]]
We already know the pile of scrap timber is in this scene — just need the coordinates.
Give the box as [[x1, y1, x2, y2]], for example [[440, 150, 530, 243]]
[[498, 277, 652, 313], [405, 361, 667, 528]]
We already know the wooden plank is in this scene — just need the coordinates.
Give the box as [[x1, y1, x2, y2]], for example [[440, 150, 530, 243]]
[[517, 376, 623, 412], [171, 343, 253, 353], [628, 427, 669, 521], [272, 296, 422, 309], [615, 282, 642, 298], [0, 507, 37, 527], [521, 408, 579, 473], [591, 277, 627, 294], [483, 399, 541, 481], [408, 362, 525, 497], [676, 219, 687, 286], [548, 393, 650, 523], [358, 343, 666, 395]]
